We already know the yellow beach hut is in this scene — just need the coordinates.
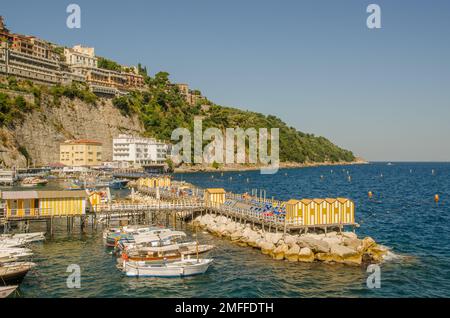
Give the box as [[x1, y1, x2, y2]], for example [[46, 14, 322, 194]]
[[1, 190, 88, 218], [204, 188, 226, 207]]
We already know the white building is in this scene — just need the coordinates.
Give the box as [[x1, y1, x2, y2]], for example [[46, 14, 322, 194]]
[[113, 135, 169, 166], [64, 45, 98, 68]]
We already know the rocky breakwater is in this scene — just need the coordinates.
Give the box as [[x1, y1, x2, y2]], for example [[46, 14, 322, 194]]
[[194, 214, 391, 266]]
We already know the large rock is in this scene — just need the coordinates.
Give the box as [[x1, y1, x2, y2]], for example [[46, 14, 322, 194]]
[[342, 232, 358, 240], [260, 242, 275, 255], [272, 244, 289, 260], [264, 233, 283, 245], [298, 247, 315, 263], [358, 237, 377, 253], [298, 237, 330, 253], [285, 244, 300, 262], [283, 235, 297, 246], [230, 230, 242, 242], [330, 244, 357, 257], [321, 236, 343, 246], [246, 232, 262, 248], [319, 244, 362, 265], [366, 245, 389, 263], [343, 237, 362, 250]]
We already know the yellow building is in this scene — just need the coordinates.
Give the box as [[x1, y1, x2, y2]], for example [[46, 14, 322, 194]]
[[1, 190, 88, 218], [204, 188, 226, 206], [60, 139, 103, 167], [285, 197, 355, 226], [137, 176, 171, 188]]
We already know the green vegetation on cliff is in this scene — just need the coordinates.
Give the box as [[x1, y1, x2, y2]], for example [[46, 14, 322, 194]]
[[0, 73, 355, 163], [112, 72, 355, 163]]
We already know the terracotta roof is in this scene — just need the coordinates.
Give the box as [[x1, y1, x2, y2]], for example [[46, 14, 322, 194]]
[[63, 139, 102, 146]]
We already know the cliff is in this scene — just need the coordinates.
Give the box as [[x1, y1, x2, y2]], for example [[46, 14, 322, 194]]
[[0, 92, 144, 167], [0, 76, 356, 168]]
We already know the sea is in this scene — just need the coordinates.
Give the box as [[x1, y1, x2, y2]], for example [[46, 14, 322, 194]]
[[3, 162, 450, 297]]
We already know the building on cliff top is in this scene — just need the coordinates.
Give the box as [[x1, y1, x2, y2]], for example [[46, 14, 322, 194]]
[[172, 83, 206, 106], [60, 139, 103, 167], [0, 16, 145, 96]]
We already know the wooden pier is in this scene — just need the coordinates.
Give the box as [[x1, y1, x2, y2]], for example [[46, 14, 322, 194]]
[[0, 181, 358, 235]]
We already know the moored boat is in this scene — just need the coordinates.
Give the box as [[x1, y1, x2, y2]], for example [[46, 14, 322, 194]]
[[21, 177, 48, 187], [0, 285, 18, 298], [122, 258, 213, 278], [121, 243, 214, 263]]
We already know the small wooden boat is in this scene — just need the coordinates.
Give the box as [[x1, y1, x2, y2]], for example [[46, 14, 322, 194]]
[[123, 258, 213, 278], [0, 262, 36, 286], [121, 244, 214, 263], [21, 177, 48, 187], [0, 285, 18, 298], [1, 232, 46, 243]]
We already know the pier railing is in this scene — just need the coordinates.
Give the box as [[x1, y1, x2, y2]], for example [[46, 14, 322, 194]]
[[4, 208, 75, 219], [92, 202, 205, 214]]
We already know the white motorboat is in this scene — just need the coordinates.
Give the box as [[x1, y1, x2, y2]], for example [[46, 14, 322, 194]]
[[0, 239, 27, 249], [123, 257, 213, 278], [0, 247, 33, 260], [103, 226, 177, 240], [0, 285, 18, 298], [132, 231, 187, 245], [0, 232, 46, 244]]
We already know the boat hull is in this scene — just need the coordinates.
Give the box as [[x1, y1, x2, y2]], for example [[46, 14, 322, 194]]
[[0, 268, 31, 286], [124, 259, 213, 278], [0, 286, 18, 298]]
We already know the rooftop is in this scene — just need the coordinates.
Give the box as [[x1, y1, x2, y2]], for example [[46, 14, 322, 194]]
[[63, 139, 102, 146], [1, 190, 88, 200]]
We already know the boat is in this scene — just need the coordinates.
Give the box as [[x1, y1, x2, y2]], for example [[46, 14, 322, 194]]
[[0, 248, 33, 262], [0, 262, 36, 286], [116, 231, 188, 251], [0, 239, 27, 249], [21, 177, 48, 187], [0, 285, 18, 298], [104, 226, 186, 248], [122, 257, 213, 278], [121, 243, 214, 263], [109, 179, 129, 189], [1, 232, 46, 243]]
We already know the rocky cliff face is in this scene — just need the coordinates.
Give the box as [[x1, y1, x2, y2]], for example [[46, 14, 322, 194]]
[[0, 95, 145, 168]]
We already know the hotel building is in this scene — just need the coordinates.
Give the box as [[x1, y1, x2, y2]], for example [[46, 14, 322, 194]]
[[113, 134, 169, 166], [60, 139, 103, 167], [0, 16, 145, 96]]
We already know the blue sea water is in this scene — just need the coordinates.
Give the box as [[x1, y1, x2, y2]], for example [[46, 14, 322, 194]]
[[14, 162, 450, 297]]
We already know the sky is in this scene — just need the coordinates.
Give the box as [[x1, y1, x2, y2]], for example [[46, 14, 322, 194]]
[[1, 0, 450, 161]]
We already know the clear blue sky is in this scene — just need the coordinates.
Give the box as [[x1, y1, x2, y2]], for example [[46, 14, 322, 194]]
[[2, 0, 450, 161]]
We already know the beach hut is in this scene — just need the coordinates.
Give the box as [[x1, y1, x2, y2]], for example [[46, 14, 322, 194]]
[[1, 190, 88, 218], [204, 188, 226, 207], [284, 197, 355, 227], [338, 198, 355, 224], [298, 199, 312, 226], [285, 199, 302, 225]]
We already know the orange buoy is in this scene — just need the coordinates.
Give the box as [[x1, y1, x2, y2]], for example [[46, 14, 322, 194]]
[[368, 191, 373, 199], [435, 194, 439, 203]]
